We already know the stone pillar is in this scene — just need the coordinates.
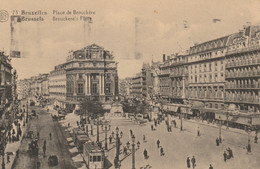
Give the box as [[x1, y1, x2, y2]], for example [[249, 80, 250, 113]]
[[99, 74, 102, 94], [85, 74, 89, 95], [102, 74, 105, 94], [88, 74, 91, 94]]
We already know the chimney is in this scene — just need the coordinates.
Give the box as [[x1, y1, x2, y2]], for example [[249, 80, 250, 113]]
[[163, 54, 165, 62]]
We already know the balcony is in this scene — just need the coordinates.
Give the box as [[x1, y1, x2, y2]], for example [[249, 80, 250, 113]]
[[225, 97, 260, 104], [225, 71, 260, 79], [226, 59, 260, 68], [225, 84, 260, 90], [170, 72, 188, 77], [226, 44, 260, 55]]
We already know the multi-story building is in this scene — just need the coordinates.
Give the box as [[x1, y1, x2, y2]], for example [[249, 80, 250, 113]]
[[131, 73, 143, 99], [0, 52, 13, 107], [158, 54, 171, 100], [187, 36, 228, 121], [49, 63, 67, 108], [65, 44, 118, 106], [225, 25, 260, 127]]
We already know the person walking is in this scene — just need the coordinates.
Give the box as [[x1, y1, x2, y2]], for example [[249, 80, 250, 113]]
[[143, 135, 146, 143], [186, 157, 191, 168], [160, 147, 164, 156], [216, 138, 219, 146], [49, 133, 52, 140], [109, 135, 112, 144], [43, 143, 46, 156], [157, 139, 160, 148], [191, 156, 196, 169], [143, 149, 148, 159], [130, 129, 133, 136], [209, 164, 213, 169], [223, 151, 227, 162], [255, 135, 258, 143], [151, 125, 154, 131]]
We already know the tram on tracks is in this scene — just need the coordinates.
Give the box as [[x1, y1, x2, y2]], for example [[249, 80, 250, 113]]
[[82, 141, 104, 169]]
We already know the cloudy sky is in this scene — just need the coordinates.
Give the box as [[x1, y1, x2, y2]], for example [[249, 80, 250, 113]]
[[1, 0, 260, 79]]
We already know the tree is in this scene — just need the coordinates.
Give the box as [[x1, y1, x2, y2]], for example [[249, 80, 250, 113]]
[[80, 98, 104, 119]]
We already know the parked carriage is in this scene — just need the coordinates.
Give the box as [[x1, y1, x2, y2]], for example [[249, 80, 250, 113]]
[[76, 135, 90, 153], [72, 128, 86, 144], [82, 141, 104, 169]]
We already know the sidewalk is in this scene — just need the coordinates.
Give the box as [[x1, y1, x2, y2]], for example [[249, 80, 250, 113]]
[[0, 113, 29, 169]]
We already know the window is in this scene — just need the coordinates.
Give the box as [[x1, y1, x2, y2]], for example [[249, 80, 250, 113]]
[[215, 74, 218, 81], [215, 104, 218, 109], [195, 76, 197, 83], [78, 83, 84, 93], [106, 83, 111, 93], [93, 156, 97, 162], [97, 156, 101, 162], [92, 83, 98, 94], [90, 156, 93, 162], [79, 73, 83, 79]]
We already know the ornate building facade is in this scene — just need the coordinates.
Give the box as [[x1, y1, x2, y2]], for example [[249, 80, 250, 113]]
[[225, 26, 260, 126], [187, 36, 228, 121], [65, 44, 118, 104]]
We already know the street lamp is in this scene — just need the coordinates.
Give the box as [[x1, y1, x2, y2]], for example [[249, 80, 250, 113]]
[[219, 116, 222, 143], [26, 100, 29, 124], [246, 117, 252, 153], [101, 124, 111, 150], [131, 135, 136, 169], [180, 110, 183, 131], [226, 111, 229, 129], [96, 119, 100, 143]]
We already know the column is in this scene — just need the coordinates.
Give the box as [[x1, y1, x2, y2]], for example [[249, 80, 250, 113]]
[[99, 74, 102, 94], [102, 74, 105, 95], [88, 73, 91, 94], [85, 74, 89, 95]]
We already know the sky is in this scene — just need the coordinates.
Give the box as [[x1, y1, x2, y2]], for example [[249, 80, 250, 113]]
[[1, 0, 260, 80]]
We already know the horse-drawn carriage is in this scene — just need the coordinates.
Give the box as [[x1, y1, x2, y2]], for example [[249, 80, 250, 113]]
[[28, 139, 39, 155]]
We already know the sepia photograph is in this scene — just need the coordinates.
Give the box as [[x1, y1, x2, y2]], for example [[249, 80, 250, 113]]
[[0, 0, 260, 168]]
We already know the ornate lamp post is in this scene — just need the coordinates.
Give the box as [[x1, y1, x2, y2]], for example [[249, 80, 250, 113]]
[[125, 134, 141, 169], [246, 117, 252, 153], [101, 124, 111, 150], [115, 126, 120, 160], [219, 116, 222, 143], [26, 100, 29, 124], [226, 110, 229, 129], [96, 119, 100, 143]]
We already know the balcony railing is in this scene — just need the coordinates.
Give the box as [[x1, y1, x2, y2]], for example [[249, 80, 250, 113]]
[[226, 59, 260, 68], [226, 44, 260, 55], [225, 71, 260, 78], [225, 84, 260, 89], [225, 97, 260, 104]]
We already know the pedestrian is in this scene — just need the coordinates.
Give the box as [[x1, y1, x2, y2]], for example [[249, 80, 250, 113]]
[[174, 120, 177, 128], [43, 139, 46, 146], [157, 139, 160, 148], [223, 151, 227, 162], [209, 164, 213, 169], [43, 144, 46, 156], [160, 147, 164, 156], [186, 157, 191, 168], [143, 135, 146, 143], [151, 125, 154, 131], [49, 133, 52, 140], [228, 147, 233, 158], [130, 129, 133, 136], [143, 149, 148, 159], [255, 135, 258, 143], [7, 154, 10, 163], [109, 135, 112, 144], [216, 137, 219, 146], [191, 156, 196, 169]]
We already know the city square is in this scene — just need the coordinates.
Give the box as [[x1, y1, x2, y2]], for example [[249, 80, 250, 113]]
[[1, 0, 260, 169]]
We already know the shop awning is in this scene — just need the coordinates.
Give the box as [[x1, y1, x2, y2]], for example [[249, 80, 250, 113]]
[[181, 107, 193, 115]]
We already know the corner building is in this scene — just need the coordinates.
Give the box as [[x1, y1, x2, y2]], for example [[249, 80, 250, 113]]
[[187, 36, 228, 121], [65, 44, 117, 104]]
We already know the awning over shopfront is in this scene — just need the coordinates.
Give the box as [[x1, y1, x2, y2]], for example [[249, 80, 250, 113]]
[[163, 104, 179, 112], [181, 107, 193, 115], [190, 101, 204, 110]]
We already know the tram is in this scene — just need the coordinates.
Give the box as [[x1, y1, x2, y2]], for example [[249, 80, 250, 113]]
[[82, 141, 104, 169], [76, 135, 90, 153]]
